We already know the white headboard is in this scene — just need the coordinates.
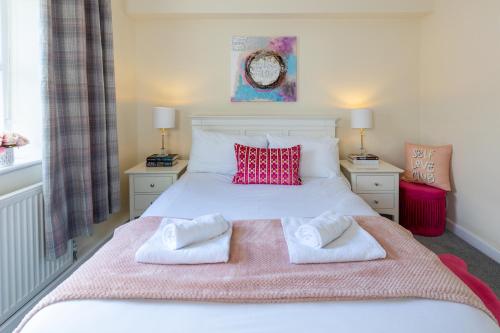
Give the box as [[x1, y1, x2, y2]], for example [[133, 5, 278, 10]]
[[191, 116, 338, 138]]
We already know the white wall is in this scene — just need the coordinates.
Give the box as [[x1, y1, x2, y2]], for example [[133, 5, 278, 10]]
[[420, 0, 500, 256], [132, 17, 421, 167]]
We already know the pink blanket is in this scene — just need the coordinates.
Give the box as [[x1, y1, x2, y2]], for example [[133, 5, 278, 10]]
[[439, 254, 500, 324], [16, 217, 494, 332]]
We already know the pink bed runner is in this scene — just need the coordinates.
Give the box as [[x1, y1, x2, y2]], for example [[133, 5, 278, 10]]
[[16, 216, 495, 331]]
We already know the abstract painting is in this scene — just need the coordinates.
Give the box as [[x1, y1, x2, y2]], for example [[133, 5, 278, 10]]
[[231, 36, 297, 102]]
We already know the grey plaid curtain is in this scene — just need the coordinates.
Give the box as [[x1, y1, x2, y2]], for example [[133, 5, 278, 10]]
[[42, 0, 120, 258]]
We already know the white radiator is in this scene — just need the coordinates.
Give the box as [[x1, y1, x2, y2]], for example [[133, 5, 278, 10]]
[[0, 183, 73, 326]]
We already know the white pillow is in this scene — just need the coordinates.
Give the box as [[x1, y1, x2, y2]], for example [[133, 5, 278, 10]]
[[267, 134, 340, 178], [188, 128, 268, 175]]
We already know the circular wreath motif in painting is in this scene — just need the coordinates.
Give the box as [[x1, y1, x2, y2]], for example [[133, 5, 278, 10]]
[[244, 50, 287, 90]]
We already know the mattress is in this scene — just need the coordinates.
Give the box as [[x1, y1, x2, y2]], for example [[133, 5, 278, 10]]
[[20, 173, 499, 333]]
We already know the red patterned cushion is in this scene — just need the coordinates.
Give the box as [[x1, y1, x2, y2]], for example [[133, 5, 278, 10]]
[[232, 144, 302, 185]]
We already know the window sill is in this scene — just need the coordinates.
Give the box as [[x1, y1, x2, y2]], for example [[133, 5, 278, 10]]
[[0, 158, 42, 176]]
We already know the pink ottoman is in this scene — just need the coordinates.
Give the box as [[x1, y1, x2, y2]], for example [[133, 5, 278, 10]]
[[399, 180, 447, 236]]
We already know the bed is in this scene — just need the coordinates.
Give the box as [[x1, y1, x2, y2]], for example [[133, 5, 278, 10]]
[[18, 116, 499, 333]]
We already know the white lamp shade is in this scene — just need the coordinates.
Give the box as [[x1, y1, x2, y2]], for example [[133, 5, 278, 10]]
[[153, 107, 175, 129], [351, 109, 373, 129]]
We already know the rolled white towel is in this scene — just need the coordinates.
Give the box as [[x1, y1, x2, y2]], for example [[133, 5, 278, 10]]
[[162, 213, 229, 250], [294, 211, 352, 248], [282, 217, 386, 264]]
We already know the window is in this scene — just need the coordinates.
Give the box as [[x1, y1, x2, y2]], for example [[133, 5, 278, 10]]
[[0, 0, 8, 131], [1, 0, 42, 162]]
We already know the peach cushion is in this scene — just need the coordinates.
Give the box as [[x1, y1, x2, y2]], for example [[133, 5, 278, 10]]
[[402, 143, 452, 191]]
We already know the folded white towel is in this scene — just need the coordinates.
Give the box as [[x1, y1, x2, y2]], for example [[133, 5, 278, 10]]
[[162, 213, 230, 250], [294, 211, 352, 248], [135, 218, 232, 265], [282, 216, 386, 264]]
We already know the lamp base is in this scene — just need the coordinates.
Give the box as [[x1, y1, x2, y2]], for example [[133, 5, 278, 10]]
[[159, 128, 168, 156], [359, 128, 367, 156]]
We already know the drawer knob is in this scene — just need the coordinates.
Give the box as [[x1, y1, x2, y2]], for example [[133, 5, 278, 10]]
[[149, 183, 155, 188], [373, 200, 379, 205], [374, 182, 380, 187]]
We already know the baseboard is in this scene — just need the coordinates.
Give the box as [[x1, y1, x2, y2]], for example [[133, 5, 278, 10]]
[[446, 218, 500, 264], [0, 219, 127, 333]]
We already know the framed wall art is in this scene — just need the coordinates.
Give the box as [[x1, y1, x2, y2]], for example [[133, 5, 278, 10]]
[[231, 36, 297, 102]]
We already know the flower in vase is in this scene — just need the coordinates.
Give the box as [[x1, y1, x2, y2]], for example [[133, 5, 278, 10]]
[[1, 132, 29, 147]]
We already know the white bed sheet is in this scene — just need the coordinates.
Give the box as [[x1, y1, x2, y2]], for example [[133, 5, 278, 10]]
[[22, 299, 498, 333], [21, 173, 499, 333], [143, 172, 377, 219]]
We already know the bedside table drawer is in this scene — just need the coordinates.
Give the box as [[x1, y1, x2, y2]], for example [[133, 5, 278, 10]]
[[134, 194, 160, 210], [126, 160, 189, 221], [134, 176, 173, 193], [359, 193, 395, 209], [355, 175, 395, 192]]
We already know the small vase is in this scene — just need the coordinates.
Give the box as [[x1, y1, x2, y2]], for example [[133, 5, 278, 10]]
[[0, 148, 14, 167]]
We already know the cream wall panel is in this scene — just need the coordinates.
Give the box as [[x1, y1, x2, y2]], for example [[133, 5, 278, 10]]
[[133, 18, 421, 167], [126, 0, 433, 17], [112, 0, 139, 211], [420, 0, 500, 252]]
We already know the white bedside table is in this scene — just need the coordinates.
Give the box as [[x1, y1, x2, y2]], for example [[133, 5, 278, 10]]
[[125, 160, 188, 220], [340, 160, 404, 222]]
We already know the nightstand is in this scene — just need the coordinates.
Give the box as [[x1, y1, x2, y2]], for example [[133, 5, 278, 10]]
[[125, 160, 188, 220], [340, 160, 404, 222]]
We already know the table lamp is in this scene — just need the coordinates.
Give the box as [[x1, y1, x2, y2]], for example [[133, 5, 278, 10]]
[[153, 106, 175, 156], [351, 109, 373, 156]]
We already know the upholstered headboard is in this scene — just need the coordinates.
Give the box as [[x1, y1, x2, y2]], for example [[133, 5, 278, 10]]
[[191, 116, 338, 138]]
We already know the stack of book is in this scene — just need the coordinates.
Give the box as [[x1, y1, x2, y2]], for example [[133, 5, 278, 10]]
[[146, 154, 178, 167], [347, 154, 379, 168]]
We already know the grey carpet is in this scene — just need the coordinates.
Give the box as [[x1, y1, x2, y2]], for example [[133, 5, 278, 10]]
[[415, 231, 500, 298]]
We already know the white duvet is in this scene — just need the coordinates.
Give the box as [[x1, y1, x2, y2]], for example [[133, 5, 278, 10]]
[[143, 172, 376, 219], [21, 173, 499, 333]]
